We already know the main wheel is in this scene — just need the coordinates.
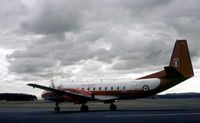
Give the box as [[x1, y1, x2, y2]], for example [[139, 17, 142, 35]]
[[80, 105, 89, 112], [110, 104, 117, 111], [55, 106, 60, 112]]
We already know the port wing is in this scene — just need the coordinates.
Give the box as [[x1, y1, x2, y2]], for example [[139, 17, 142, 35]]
[[27, 83, 118, 103]]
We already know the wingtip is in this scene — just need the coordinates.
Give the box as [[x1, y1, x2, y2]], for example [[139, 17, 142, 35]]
[[27, 83, 35, 88], [27, 83, 32, 86]]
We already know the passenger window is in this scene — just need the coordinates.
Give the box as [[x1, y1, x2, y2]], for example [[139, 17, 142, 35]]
[[99, 87, 101, 91], [123, 86, 126, 90], [82, 88, 84, 90], [93, 87, 95, 91], [105, 87, 107, 91], [111, 87, 113, 91], [88, 88, 90, 91], [117, 86, 119, 90]]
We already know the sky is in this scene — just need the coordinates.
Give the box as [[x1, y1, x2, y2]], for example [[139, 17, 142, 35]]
[[0, 0, 200, 97]]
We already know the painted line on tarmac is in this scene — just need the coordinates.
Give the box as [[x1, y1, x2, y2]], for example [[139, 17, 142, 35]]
[[105, 112, 200, 118]]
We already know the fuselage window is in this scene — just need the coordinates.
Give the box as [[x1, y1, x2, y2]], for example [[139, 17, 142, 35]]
[[111, 87, 113, 91], [117, 86, 119, 90], [99, 87, 101, 91], [88, 88, 90, 91], [93, 87, 95, 91], [105, 87, 107, 91], [82, 88, 84, 90], [123, 86, 126, 90]]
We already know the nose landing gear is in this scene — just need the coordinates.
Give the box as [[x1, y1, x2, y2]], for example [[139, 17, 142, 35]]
[[54, 102, 60, 112]]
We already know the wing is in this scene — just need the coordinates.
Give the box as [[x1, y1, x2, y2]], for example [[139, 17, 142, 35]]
[[27, 83, 118, 103]]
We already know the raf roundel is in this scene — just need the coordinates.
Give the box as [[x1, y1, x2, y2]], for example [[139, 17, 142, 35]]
[[142, 85, 149, 92]]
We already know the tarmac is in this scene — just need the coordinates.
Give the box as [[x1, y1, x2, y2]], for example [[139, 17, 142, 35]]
[[0, 107, 200, 123]]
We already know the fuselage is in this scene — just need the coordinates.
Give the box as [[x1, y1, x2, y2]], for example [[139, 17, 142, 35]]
[[42, 78, 164, 102]]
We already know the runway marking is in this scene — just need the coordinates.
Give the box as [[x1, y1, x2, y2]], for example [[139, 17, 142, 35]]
[[105, 112, 200, 118]]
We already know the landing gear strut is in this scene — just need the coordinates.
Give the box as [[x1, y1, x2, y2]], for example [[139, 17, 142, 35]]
[[54, 102, 60, 112], [110, 103, 117, 111], [80, 104, 89, 112]]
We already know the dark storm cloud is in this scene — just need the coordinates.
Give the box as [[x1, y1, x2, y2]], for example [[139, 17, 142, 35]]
[[8, 57, 56, 73], [5, 0, 200, 80], [7, 34, 95, 77], [0, 0, 29, 49], [20, 0, 84, 35], [0, 0, 26, 28]]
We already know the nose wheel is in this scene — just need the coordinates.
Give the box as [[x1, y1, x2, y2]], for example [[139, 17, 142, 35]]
[[80, 104, 89, 112], [55, 106, 60, 112], [110, 103, 117, 111]]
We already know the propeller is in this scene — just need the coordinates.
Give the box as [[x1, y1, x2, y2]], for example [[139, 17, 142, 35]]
[[49, 79, 63, 89], [50, 79, 55, 89]]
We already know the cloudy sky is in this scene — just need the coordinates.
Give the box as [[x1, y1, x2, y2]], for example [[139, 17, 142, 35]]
[[0, 0, 200, 97]]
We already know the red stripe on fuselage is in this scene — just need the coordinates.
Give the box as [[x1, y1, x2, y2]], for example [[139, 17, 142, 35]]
[[42, 89, 156, 101]]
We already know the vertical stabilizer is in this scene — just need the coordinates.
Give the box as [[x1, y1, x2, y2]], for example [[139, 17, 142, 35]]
[[167, 40, 194, 78]]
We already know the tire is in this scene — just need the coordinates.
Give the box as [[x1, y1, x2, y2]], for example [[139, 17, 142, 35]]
[[110, 104, 117, 111], [55, 107, 60, 112], [80, 105, 89, 112]]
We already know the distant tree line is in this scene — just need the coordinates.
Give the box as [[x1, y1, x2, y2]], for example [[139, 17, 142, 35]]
[[0, 93, 37, 101]]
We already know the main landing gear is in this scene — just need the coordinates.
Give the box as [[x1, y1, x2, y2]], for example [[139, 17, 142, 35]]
[[110, 103, 117, 111], [54, 102, 116, 112], [54, 102, 60, 112], [80, 104, 89, 112]]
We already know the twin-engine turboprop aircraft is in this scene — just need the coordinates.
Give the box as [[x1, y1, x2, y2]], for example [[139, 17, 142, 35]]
[[28, 40, 194, 112]]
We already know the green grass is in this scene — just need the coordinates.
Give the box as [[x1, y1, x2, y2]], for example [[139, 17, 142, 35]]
[[0, 98, 200, 110]]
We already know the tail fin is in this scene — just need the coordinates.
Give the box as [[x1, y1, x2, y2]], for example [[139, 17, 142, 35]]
[[166, 40, 194, 78], [137, 40, 194, 79]]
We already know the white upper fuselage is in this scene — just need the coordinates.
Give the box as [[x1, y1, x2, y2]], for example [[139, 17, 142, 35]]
[[60, 78, 160, 93]]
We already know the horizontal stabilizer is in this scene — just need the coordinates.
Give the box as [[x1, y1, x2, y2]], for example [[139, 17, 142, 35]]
[[164, 66, 183, 78]]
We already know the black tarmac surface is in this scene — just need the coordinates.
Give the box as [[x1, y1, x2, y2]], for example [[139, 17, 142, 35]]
[[0, 107, 200, 123]]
